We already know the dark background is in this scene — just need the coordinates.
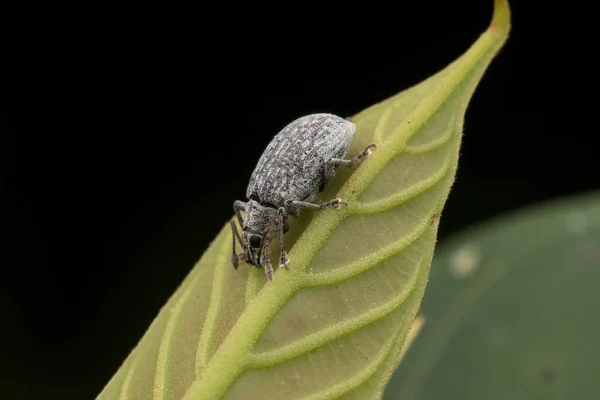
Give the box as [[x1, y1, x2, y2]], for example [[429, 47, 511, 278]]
[[1, 1, 595, 399]]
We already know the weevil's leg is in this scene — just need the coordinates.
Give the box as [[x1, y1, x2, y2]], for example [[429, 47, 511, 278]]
[[232, 200, 249, 268], [276, 207, 290, 269], [229, 220, 245, 269], [320, 144, 377, 192], [285, 198, 349, 214], [281, 208, 290, 234], [329, 143, 376, 168], [233, 200, 247, 228], [261, 232, 274, 280]]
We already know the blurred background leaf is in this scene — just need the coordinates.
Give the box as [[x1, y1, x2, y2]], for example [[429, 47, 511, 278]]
[[384, 192, 600, 400]]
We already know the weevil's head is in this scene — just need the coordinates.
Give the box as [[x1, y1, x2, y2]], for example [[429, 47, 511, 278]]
[[242, 199, 278, 267]]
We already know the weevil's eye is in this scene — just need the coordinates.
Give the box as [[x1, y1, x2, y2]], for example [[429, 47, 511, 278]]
[[249, 234, 262, 248]]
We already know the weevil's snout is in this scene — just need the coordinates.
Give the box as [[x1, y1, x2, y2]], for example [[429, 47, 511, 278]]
[[247, 245, 261, 267], [243, 231, 264, 267], [242, 200, 276, 269]]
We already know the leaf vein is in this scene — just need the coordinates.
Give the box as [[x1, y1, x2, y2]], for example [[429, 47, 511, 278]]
[[350, 155, 450, 215], [372, 104, 393, 143], [119, 357, 139, 400], [246, 253, 422, 368], [153, 276, 200, 400], [195, 235, 231, 376], [404, 123, 456, 154], [301, 336, 397, 400], [303, 216, 430, 287]]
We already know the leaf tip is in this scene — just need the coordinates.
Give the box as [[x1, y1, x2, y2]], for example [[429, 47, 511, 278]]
[[489, 0, 511, 33]]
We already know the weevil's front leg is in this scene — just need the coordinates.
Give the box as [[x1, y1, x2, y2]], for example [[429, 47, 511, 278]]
[[276, 207, 290, 269], [231, 200, 249, 269], [229, 220, 245, 269], [261, 231, 274, 280]]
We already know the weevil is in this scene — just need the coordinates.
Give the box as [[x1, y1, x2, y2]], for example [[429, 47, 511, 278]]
[[230, 113, 376, 280]]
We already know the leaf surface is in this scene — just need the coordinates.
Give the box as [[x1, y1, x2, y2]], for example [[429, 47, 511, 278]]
[[97, 1, 510, 399]]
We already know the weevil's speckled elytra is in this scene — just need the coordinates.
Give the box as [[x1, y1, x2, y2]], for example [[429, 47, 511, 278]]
[[230, 113, 376, 280]]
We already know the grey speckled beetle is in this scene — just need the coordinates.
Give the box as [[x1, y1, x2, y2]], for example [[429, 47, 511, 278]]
[[230, 113, 376, 280]]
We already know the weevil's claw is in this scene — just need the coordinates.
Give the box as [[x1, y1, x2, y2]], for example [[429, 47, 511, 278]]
[[265, 264, 273, 280], [263, 251, 274, 280], [361, 143, 377, 158], [233, 252, 247, 269], [279, 252, 290, 270], [366, 143, 377, 151], [347, 144, 377, 168], [332, 198, 348, 209]]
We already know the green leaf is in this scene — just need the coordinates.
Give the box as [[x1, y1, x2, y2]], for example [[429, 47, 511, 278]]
[[97, 1, 510, 399], [383, 192, 600, 400]]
